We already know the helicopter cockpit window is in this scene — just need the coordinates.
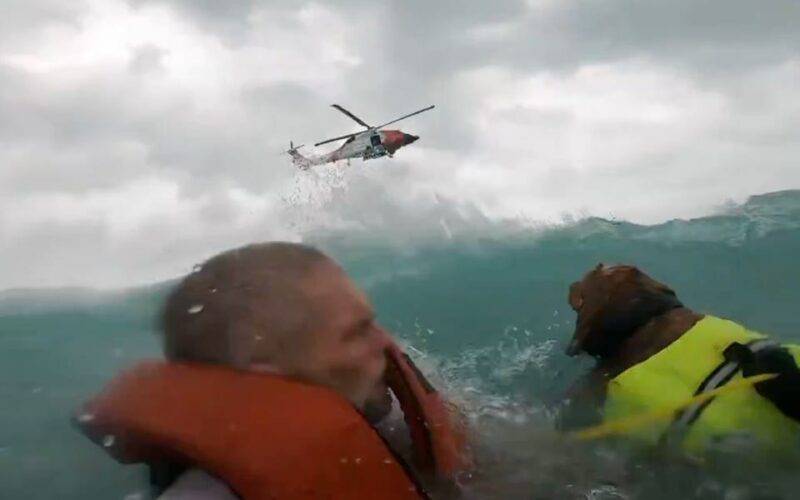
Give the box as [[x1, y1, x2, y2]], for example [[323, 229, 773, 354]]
[[370, 134, 381, 147]]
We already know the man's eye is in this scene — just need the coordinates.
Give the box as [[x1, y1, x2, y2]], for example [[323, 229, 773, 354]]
[[346, 327, 367, 341]]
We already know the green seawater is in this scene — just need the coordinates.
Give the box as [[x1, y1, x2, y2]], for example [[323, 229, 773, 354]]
[[2, 190, 799, 499]]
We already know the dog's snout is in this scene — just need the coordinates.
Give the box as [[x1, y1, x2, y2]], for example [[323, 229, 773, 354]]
[[565, 338, 581, 356]]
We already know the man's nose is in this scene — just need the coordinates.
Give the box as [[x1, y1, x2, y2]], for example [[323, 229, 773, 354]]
[[372, 324, 394, 350]]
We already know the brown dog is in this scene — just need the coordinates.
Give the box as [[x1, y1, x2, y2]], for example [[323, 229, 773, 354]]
[[566, 263, 702, 376], [558, 263, 702, 428], [560, 263, 800, 433]]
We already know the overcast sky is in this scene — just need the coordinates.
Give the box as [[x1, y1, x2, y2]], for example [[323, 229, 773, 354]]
[[1, 0, 799, 289]]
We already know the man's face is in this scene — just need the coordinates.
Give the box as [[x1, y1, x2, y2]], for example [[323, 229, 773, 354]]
[[288, 263, 393, 421]]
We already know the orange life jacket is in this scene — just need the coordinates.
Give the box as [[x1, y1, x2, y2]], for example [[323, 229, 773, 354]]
[[74, 344, 470, 499]]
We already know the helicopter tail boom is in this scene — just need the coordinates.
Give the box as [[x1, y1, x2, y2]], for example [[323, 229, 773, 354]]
[[285, 141, 312, 170], [285, 141, 331, 170]]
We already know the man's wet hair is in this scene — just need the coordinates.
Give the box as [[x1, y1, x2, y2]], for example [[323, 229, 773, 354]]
[[159, 242, 333, 368]]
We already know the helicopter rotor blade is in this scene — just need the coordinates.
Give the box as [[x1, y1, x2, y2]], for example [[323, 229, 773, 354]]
[[282, 141, 305, 154], [314, 132, 359, 147], [331, 104, 371, 129], [374, 105, 435, 130]]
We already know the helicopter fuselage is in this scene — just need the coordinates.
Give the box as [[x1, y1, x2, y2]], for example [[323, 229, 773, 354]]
[[287, 103, 430, 170], [329, 129, 419, 162]]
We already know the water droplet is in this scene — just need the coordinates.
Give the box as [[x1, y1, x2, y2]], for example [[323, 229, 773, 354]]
[[383, 458, 392, 464], [112, 348, 124, 358], [255, 335, 263, 342], [124, 493, 144, 500], [339, 457, 348, 464], [354, 457, 362, 464], [192, 264, 203, 273], [210, 288, 218, 293], [103, 435, 115, 447], [32, 387, 43, 394], [188, 304, 204, 314], [77, 413, 95, 423]]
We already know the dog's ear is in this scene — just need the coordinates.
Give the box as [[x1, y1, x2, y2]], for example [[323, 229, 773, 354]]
[[568, 282, 584, 311]]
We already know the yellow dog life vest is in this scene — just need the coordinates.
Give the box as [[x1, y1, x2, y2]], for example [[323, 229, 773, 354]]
[[603, 315, 800, 457]]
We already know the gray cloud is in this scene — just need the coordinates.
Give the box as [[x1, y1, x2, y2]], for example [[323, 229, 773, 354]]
[[114, 0, 800, 154], [0, 0, 86, 47], [126, 0, 261, 45], [129, 44, 167, 75], [1, 0, 799, 288], [131, 0, 800, 74]]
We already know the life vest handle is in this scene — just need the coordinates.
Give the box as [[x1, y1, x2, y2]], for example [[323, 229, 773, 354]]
[[569, 373, 778, 442], [385, 343, 471, 481]]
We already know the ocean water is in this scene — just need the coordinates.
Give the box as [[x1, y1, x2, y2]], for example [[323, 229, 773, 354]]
[[1, 189, 799, 499]]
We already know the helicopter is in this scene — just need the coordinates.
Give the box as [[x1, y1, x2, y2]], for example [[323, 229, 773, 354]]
[[285, 104, 434, 170]]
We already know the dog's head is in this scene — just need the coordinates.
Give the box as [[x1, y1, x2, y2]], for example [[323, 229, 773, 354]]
[[565, 263, 682, 359]]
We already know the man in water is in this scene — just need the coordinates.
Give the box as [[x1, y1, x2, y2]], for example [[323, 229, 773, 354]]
[[75, 242, 467, 499]]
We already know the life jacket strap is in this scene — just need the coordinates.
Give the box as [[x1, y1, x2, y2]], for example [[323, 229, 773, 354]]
[[660, 338, 779, 446]]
